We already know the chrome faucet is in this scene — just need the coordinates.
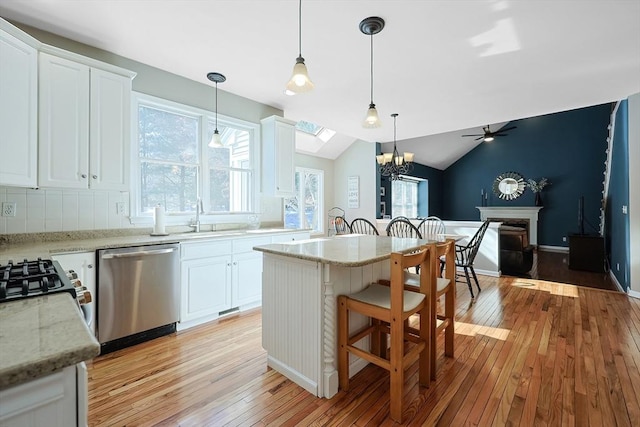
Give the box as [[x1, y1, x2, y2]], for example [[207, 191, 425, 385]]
[[189, 198, 204, 232]]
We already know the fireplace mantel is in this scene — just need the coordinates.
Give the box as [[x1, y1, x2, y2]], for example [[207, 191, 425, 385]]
[[477, 206, 543, 245]]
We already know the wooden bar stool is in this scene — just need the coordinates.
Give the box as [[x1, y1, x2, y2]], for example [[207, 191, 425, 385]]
[[337, 246, 433, 423], [379, 239, 456, 380]]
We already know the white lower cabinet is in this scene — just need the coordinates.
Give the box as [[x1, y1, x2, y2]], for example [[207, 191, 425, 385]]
[[0, 365, 78, 427], [231, 250, 264, 308], [181, 254, 232, 322], [179, 232, 308, 330]]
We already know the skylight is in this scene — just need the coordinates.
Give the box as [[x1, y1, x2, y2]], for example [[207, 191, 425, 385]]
[[296, 120, 322, 136], [296, 120, 336, 143]]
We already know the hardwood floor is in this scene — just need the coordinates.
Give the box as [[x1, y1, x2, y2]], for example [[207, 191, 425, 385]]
[[87, 263, 638, 426], [527, 249, 618, 292]]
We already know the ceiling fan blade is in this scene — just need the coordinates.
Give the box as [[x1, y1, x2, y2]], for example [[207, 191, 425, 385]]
[[475, 136, 484, 141], [461, 134, 483, 137], [499, 126, 517, 132]]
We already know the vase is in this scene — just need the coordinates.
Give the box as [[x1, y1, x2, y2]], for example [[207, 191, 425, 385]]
[[535, 192, 543, 207]]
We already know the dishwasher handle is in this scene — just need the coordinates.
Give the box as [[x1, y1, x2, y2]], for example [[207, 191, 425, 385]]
[[101, 247, 177, 259]]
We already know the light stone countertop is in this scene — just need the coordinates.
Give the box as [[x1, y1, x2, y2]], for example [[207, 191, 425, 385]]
[[0, 227, 307, 388], [0, 228, 303, 264], [0, 293, 100, 389], [253, 234, 436, 267]]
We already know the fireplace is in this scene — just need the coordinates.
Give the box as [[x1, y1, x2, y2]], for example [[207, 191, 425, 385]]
[[476, 207, 543, 245]]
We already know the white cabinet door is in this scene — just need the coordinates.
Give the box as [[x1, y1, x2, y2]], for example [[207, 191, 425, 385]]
[[89, 68, 131, 191], [0, 365, 77, 427], [38, 52, 90, 189], [38, 52, 131, 190], [181, 255, 232, 322], [52, 251, 96, 335], [261, 116, 295, 197], [231, 250, 263, 307], [0, 28, 38, 187]]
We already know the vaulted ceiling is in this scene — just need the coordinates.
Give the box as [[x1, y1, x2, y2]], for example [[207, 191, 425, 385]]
[[1, 1, 638, 169]]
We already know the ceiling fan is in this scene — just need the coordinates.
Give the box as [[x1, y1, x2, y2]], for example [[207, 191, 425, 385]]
[[462, 124, 517, 142]]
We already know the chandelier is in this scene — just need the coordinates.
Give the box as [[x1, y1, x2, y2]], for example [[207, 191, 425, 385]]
[[376, 113, 414, 180]]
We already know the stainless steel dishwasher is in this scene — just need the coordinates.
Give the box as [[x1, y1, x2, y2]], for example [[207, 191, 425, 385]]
[[97, 243, 179, 352]]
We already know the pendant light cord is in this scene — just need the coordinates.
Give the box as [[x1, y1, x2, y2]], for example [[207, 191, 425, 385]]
[[370, 33, 374, 104], [298, 0, 302, 57], [215, 82, 218, 131]]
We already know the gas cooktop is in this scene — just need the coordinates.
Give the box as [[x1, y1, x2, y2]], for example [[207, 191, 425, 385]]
[[0, 258, 77, 302]]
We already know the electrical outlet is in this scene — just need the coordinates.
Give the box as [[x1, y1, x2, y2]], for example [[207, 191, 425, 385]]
[[2, 202, 16, 217], [617, 263, 620, 271], [116, 202, 125, 215], [622, 205, 628, 214], [562, 236, 567, 242]]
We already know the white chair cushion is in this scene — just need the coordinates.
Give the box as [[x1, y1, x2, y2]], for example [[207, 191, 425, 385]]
[[404, 272, 451, 293], [349, 283, 425, 312]]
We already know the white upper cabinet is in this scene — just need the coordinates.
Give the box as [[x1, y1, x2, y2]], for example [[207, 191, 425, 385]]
[[0, 24, 38, 187], [38, 51, 133, 190], [89, 68, 131, 190], [261, 115, 296, 197]]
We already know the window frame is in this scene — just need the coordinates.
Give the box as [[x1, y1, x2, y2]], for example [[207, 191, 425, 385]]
[[285, 167, 324, 234], [391, 175, 422, 218], [131, 92, 261, 226]]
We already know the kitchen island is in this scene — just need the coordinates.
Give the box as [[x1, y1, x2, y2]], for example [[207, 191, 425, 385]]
[[254, 234, 431, 398]]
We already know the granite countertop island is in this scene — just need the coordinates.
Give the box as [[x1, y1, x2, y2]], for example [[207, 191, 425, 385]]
[[0, 293, 100, 389], [253, 234, 430, 267]]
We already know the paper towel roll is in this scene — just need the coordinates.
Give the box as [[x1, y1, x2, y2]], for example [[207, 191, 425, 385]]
[[153, 205, 166, 235]]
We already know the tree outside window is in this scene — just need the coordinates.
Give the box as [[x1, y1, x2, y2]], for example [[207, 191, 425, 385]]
[[285, 168, 324, 233], [135, 95, 256, 218]]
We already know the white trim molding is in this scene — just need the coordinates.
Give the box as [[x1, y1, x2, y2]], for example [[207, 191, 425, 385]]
[[477, 206, 543, 245]]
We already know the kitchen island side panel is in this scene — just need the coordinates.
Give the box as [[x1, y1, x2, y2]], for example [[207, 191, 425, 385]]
[[261, 254, 322, 395], [261, 252, 390, 398]]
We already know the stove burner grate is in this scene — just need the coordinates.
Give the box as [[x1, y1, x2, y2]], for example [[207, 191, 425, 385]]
[[0, 258, 75, 302]]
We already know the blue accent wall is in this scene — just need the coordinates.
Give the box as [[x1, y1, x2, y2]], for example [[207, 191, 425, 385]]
[[606, 100, 630, 290], [442, 103, 612, 247]]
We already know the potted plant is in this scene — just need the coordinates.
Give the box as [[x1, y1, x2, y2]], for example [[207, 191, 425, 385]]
[[527, 177, 550, 206]]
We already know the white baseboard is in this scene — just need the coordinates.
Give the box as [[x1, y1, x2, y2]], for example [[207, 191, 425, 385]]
[[609, 270, 625, 293], [267, 356, 318, 396], [629, 289, 640, 299], [609, 270, 638, 296], [538, 245, 569, 253]]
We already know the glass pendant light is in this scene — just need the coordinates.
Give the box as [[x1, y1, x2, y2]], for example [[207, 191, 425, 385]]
[[360, 17, 385, 128], [286, 0, 314, 95], [207, 72, 226, 148]]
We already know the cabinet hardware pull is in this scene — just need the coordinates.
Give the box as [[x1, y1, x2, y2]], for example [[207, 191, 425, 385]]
[[81, 174, 87, 178], [92, 175, 98, 179]]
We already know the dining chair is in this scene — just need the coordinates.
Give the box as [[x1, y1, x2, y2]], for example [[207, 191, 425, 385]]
[[417, 216, 446, 240], [333, 215, 351, 235], [444, 219, 490, 298], [349, 218, 379, 235], [386, 217, 422, 239], [338, 246, 433, 423]]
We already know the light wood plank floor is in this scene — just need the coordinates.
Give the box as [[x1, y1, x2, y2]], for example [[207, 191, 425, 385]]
[[87, 272, 640, 426]]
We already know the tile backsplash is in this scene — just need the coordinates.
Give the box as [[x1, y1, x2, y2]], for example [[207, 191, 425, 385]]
[[0, 187, 132, 234]]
